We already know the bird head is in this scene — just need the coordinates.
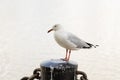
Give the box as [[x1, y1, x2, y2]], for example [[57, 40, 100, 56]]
[[48, 24, 62, 33]]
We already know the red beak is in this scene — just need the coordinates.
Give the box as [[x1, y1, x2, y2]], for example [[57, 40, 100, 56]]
[[47, 29, 53, 33]]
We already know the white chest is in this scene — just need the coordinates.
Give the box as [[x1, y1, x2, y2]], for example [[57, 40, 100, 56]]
[[54, 31, 77, 50]]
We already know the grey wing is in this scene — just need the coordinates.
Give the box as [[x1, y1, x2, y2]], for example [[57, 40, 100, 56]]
[[67, 33, 90, 48]]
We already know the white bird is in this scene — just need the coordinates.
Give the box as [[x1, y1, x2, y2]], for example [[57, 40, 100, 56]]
[[48, 24, 99, 61]]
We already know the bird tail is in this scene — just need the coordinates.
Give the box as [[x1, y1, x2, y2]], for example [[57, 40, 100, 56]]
[[86, 42, 99, 48]]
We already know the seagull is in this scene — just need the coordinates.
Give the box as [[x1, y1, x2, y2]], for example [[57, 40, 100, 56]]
[[47, 24, 99, 61]]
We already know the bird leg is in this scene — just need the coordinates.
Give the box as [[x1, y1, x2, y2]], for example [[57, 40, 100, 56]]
[[62, 49, 71, 61], [64, 49, 68, 60], [67, 50, 71, 61]]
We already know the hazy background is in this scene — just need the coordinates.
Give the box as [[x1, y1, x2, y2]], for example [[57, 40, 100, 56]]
[[0, 0, 120, 80]]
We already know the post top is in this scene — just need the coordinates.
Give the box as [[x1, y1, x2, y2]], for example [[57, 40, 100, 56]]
[[40, 59, 78, 69]]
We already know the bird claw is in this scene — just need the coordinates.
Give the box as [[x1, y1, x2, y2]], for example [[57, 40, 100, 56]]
[[60, 58, 69, 61]]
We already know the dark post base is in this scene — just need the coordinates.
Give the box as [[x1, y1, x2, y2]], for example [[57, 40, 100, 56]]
[[21, 59, 88, 80], [40, 59, 78, 80]]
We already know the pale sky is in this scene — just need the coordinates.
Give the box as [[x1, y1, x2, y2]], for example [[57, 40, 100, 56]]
[[0, 0, 120, 80]]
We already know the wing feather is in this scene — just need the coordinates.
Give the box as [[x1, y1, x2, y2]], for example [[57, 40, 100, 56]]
[[67, 33, 90, 48]]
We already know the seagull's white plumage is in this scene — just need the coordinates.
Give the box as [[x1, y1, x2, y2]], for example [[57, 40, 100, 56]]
[[48, 24, 98, 61]]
